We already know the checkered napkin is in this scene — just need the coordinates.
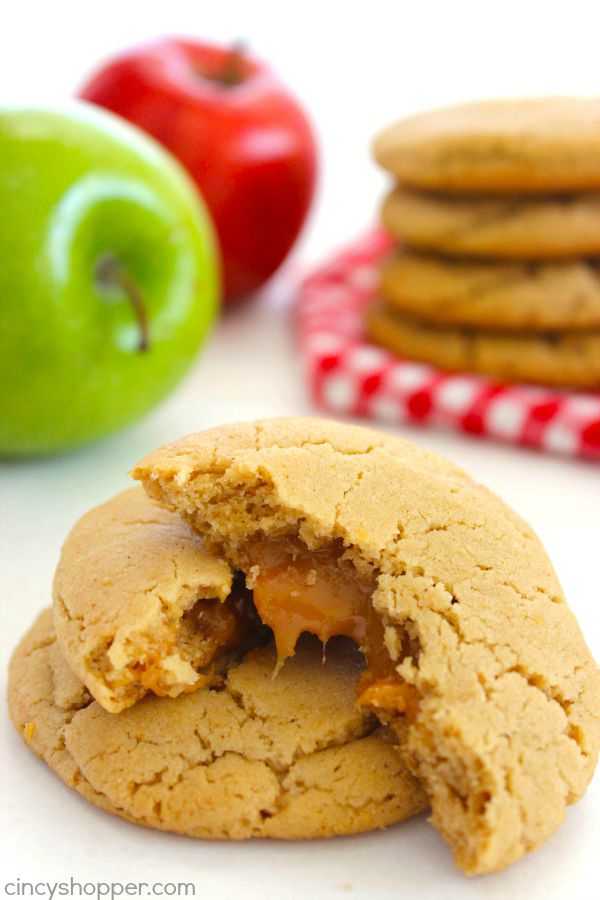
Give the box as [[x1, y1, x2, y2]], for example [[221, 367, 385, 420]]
[[297, 230, 600, 462]]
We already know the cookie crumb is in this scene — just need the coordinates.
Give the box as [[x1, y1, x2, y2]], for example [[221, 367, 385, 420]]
[[306, 569, 318, 586], [246, 565, 261, 589], [23, 721, 35, 740]]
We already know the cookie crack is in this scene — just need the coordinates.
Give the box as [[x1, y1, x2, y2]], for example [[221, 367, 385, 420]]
[[226, 681, 377, 769], [16, 632, 57, 661], [412, 588, 586, 760], [255, 421, 385, 459], [445, 199, 528, 240], [425, 265, 534, 310], [334, 469, 365, 528]]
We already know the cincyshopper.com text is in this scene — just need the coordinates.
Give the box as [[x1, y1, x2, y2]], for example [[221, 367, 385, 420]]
[[3, 880, 196, 899]]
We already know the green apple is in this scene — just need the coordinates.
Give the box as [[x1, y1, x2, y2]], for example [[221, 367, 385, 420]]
[[0, 102, 219, 456]]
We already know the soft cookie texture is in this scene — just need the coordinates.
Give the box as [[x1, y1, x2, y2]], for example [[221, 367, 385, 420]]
[[382, 187, 600, 261], [133, 417, 600, 875], [53, 488, 261, 713], [9, 610, 427, 839], [365, 301, 600, 389], [373, 98, 600, 193], [379, 251, 600, 332]]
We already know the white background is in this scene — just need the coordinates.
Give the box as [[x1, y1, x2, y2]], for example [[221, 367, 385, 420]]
[[1, 2, 599, 898]]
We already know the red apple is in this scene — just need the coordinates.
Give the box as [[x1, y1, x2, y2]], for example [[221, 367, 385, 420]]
[[79, 38, 318, 303]]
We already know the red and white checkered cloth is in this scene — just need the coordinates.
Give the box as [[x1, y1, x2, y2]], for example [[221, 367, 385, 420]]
[[297, 230, 600, 462]]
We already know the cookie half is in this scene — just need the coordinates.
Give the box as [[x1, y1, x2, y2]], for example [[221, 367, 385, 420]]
[[9, 609, 427, 839], [133, 417, 600, 874], [53, 488, 264, 713], [365, 300, 600, 388], [379, 251, 600, 331], [382, 187, 600, 260], [374, 98, 600, 193]]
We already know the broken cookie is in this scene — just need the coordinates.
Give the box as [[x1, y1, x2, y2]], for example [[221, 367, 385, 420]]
[[132, 417, 600, 875], [9, 609, 427, 839], [52, 488, 262, 713]]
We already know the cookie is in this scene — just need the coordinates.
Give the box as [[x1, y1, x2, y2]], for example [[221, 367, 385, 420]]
[[365, 300, 600, 388], [379, 251, 600, 331], [382, 186, 600, 259], [133, 417, 600, 874], [9, 609, 427, 839], [53, 488, 264, 713], [373, 98, 600, 193]]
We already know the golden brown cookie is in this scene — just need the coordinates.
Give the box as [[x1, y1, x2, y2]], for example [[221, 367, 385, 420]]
[[379, 251, 600, 331], [53, 488, 263, 713], [374, 98, 600, 193], [133, 417, 600, 875], [365, 300, 600, 388], [9, 609, 427, 839], [382, 186, 600, 259]]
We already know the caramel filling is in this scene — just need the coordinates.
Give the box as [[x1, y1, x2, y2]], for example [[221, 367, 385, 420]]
[[182, 593, 247, 663], [132, 588, 261, 698], [247, 538, 419, 720]]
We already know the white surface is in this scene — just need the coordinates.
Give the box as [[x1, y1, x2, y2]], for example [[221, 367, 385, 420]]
[[1, 2, 600, 898]]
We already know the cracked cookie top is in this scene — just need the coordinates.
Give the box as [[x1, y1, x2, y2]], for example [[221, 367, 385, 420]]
[[381, 187, 600, 261], [379, 249, 600, 331], [364, 302, 600, 389], [373, 98, 600, 193], [9, 609, 427, 840], [133, 416, 600, 874]]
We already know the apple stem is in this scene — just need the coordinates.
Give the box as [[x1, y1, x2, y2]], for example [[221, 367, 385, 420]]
[[215, 40, 246, 86], [95, 253, 150, 352]]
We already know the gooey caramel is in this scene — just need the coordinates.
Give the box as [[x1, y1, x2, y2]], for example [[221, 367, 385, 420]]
[[246, 538, 419, 720], [135, 591, 260, 699]]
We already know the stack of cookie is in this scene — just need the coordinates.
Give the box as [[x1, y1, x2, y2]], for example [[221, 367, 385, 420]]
[[8, 419, 600, 874], [367, 98, 600, 389]]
